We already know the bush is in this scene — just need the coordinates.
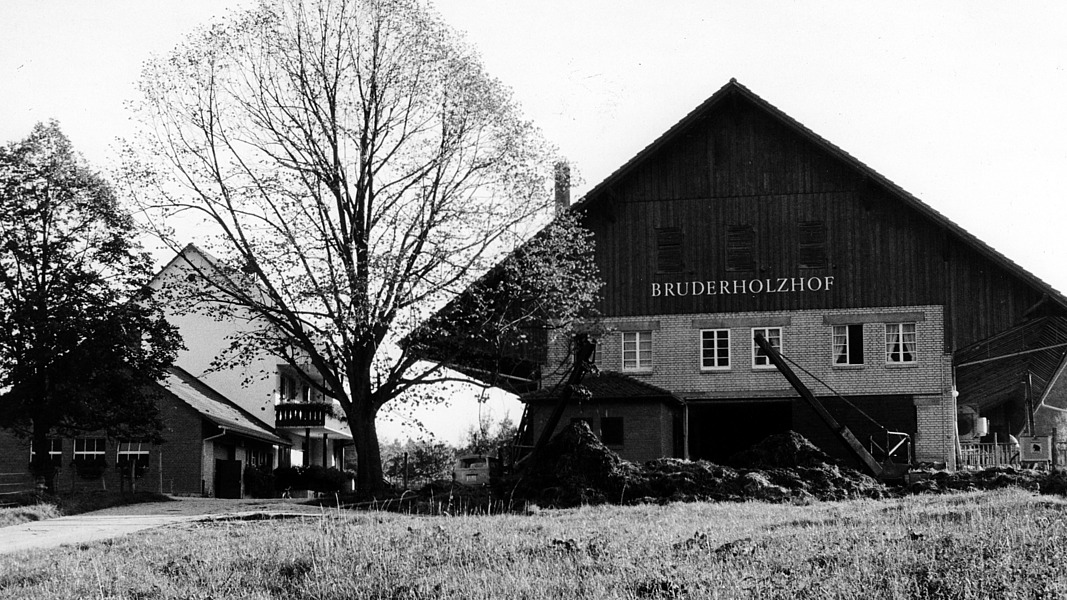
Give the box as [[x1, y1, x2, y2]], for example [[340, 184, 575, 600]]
[[243, 464, 275, 498], [72, 458, 107, 480], [273, 465, 353, 493]]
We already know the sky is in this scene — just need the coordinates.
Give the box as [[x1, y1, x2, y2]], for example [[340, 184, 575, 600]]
[[3, 1, 1066, 441]]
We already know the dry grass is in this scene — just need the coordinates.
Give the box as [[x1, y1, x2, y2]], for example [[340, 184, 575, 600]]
[[0, 503, 61, 528], [2, 489, 1066, 599]]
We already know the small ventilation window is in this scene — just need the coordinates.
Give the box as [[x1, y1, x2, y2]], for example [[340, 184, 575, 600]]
[[726, 225, 756, 272], [798, 221, 828, 269], [656, 227, 683, 272]]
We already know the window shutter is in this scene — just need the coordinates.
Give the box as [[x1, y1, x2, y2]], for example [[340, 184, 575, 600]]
[[726, 225, 755, 271], [798, 221, 828, 269], [656, 227, 683, 272]]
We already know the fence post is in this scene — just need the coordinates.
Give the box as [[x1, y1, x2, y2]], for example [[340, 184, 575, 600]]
[[1054, 428, 1059, 469]]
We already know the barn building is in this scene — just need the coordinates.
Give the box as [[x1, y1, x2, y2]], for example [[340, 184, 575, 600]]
[[494, 80, 1067, 471]]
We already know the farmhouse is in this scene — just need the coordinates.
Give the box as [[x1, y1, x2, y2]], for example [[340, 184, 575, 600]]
[[0, 245, 352, 497], [442, 79, 1067, 471]]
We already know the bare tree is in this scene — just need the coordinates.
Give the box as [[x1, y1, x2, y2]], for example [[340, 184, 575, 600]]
[[124, 0, 597, 491]]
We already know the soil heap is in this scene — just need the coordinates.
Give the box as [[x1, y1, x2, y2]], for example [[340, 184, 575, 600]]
[[507, 424, 887, 508]]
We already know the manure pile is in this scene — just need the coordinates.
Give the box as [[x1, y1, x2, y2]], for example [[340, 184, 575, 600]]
[[506, 422, 1067, 508], [508, 423, 885, 507]]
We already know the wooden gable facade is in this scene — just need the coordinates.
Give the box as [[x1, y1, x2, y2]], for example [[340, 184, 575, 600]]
[[577, 79, 1065, 353]]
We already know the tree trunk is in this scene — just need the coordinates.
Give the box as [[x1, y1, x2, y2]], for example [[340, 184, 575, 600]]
[[348, 403, 385, 495], [30, 420, 56, 494]]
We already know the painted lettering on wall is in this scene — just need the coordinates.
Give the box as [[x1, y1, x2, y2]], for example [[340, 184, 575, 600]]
[[651, 276, 835, 297]]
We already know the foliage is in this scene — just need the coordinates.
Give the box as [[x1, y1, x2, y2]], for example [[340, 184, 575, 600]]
[[125, 0, 600, 492], [456, 412, 517, 457], [243, 463, 276, 498], [0, 122, 182, 492], [71, 457, 108, 481], [274, 465, 354, 493], [382, 439, 454, 487]]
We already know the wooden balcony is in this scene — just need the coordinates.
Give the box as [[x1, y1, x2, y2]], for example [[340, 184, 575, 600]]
[[275, 402, 335, 428]]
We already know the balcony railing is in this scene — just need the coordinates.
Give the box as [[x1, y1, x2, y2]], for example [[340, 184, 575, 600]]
[[276, 403, 335, 428]]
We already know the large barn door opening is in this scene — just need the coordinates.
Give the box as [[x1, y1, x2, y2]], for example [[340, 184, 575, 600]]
[[687, 400, 792, 463]]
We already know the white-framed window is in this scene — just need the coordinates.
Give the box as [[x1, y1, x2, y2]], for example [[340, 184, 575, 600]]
[[700, 329, 731, 370], [621, 331, 653, 372], [751, 327, 782, 369], [117, 442, 150, 478], [73, 438, 106, 461], [833, 324, 864, 365], [885, 323, 917, 364]]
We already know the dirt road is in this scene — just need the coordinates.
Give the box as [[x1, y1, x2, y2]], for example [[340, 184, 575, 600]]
[[0, 497, 332, 555]]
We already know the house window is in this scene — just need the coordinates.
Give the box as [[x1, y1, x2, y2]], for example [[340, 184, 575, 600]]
[[752, 327, 782, 369], [74, 438, 106, 462], [798, 221, 828, 269], [117, 442, 150, 479], [885, 323, 917, 364], [701, 329, 730, 370], [622, 331, 653, 372], [833, 324, 864, 365], [601, 417, 624, 446], [248, 448, 272, 468], [656, 227, 684, 272], [30, 438, 63, 469], [726, 225, 756, 271]]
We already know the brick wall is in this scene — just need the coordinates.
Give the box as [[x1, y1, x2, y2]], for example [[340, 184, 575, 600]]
[[544, 304, 957, 466], [527, 400, 680, 463], [0, 390, 210, 496]]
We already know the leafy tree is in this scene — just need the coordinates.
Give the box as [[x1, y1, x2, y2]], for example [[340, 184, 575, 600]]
[[383, 438, 455, 487], [457, 413, 517, 458], [0, 122, 182, 492], [125, 0, 600, 493]]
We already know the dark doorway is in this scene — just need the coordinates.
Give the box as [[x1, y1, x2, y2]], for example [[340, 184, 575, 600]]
[[688, 400, 792, 463], [214, 459, 243, 498]]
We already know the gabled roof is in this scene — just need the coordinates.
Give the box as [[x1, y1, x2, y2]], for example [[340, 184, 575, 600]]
[[161, 366, 288, 445], [522, 371, 682, 405], [572, 78, 1067, 312]]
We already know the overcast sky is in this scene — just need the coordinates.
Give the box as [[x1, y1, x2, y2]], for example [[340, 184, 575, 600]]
[[3, 1, 1066, 439]]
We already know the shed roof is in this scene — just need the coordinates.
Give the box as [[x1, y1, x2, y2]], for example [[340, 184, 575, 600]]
[[955, 316, 1067, 412], [522, 371, 682, 405], [161, 366, 288, 445]]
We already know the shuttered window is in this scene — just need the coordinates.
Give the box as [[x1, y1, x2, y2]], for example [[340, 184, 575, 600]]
[[726, 225, 755, 271], [656, 227, 683, 272], [798, 221, 828, 269]]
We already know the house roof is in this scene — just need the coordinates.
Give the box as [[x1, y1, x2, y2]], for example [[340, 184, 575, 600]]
[[572, 78, 1067, 312], [522, 371, 682, 405], [161, 366, 288, 445]]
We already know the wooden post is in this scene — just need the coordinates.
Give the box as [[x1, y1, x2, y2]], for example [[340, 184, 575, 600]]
[[1054, 428, 1059, 468]]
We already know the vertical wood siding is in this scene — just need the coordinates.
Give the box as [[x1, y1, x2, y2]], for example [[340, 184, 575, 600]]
[[582, 96, 1048, 353]]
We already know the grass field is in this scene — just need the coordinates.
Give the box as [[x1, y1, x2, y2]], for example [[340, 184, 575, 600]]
[[2, 489, 1066, 599]]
